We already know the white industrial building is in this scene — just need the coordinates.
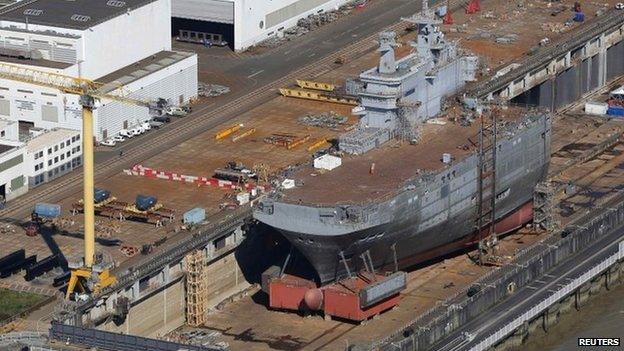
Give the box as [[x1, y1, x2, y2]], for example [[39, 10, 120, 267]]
[[0, 0, 198, 141], [0, 120, 27, 201], [25, 128, 82, 187], [172, 0, 353, 51]]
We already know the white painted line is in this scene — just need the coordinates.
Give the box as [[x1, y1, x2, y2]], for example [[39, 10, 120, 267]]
[[247, 70, 264, 78]]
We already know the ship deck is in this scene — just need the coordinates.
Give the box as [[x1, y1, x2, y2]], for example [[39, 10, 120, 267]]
[[282, 106, 533, 206]]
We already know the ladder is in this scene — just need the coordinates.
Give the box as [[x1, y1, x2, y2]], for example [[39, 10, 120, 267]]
[[475, 107, 499, 265]]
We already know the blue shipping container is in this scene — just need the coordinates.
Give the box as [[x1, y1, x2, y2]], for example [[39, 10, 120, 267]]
[[435, 5, 447, 17], [183, 207, 206, 225], [94, 189, 110, 203], [135, 195, 157, 211], [573, 12, 585, 22], [607, 106, 624, 116], [34, 203, 61, 218]]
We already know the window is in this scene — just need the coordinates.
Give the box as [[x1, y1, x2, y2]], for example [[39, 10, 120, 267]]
[[54, 156, 58, 163], [66, 139, 71, 146], [34, 164, 39, 171], [60, 142, 64, 149], [76, 134, 80, 141], [38, 151, 43, 158], [34, 153, 39, 160], [54, 145, 58, 152], [54, 168, 58, 175], [65, 151, 69, 158], [71, 136, 76, 142], [48, 160, 52, 166], [0, 131, 4, 138], [60, 154, 64, 160], [76, 145, 80, 152], [60, 165, 65, 171], [48, 148, 52, 155], [48, 171, 53, 178]]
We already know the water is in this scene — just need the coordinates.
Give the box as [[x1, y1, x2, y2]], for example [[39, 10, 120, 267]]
[[523, 283, 624, 351]]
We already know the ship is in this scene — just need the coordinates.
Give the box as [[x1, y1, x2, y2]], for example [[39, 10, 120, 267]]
[[254, 4, 552, 284]]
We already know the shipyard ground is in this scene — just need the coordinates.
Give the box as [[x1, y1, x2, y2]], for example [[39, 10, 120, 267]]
[[0, 0, 623, 347], [0, 0, 616, 266]]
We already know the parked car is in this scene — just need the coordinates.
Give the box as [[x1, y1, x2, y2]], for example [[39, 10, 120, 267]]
[[152, 115, 171, 123], [100, 139, 116, 147], [149, 121, 165, 129], [165, 106, 188, 117], [616, 3, 624, 10], [129, 126, 143, 136], [119, 129, 134, 138], [111, 135, 126, 142], [141, 122, 152, 131]]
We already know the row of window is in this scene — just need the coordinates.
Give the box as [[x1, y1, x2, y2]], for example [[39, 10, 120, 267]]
[[33, 150, 44, 160], [45, 135, 80, 156]]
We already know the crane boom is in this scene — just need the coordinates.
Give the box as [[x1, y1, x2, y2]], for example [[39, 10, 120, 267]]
[[0, 61, 155, 298]]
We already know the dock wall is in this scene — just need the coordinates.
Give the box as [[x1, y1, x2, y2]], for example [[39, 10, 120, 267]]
[[371, 195, 624, 351]]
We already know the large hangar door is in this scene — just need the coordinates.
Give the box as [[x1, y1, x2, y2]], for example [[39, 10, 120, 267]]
[[172, 0, 235, 49], [172, 0, 234, 24]]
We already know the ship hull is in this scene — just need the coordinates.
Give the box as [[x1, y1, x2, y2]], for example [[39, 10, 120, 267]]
[[273, 156, 546, 284], [278, 201, 534, 284]]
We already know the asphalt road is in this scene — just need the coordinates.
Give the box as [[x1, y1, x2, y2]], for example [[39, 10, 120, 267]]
[[433, 225, 624, 351], [1, 0, 431, 220]]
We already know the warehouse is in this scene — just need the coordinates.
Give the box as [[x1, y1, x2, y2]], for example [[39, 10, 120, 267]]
[[0, 0, 198, 140], [172, 0, 353, 51], [0, 138, 27, 202]]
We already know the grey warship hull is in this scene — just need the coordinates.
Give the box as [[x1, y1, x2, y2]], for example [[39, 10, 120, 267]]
[[255, 114, 551, 284]]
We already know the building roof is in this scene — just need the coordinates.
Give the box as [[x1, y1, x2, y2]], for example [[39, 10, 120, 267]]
[[0, 54, 73, 69], [96, 50, 194, 93], [26, 128, 78, 152], [0, 0, 158, 30]]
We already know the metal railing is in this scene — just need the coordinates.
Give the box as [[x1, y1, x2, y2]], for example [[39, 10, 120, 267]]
[[470, 242, 624, 351]]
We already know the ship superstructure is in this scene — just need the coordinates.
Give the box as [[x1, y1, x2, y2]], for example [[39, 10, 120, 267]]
[[340, 2, 478, 154]]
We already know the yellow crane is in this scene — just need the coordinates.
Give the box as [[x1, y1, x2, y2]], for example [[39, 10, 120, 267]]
[[0, 62, 150, 298]]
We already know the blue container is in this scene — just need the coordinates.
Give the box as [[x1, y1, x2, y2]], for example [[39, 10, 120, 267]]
[[573, 12, 585, 22], [34, 203, 61, 218], [94, 188, 110, 203], [435, 5, 447, 17], [135, 195, 157, 211], [607, 106, 624, 116], [183, 207, 206, 225]]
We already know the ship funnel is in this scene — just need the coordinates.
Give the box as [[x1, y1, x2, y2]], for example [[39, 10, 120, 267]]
[[378, 31, 397, 74]]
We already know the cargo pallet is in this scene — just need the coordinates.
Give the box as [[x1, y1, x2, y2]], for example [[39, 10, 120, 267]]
[[72, 201, 175, 227]]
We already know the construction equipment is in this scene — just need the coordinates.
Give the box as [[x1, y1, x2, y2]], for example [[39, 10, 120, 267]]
[[307, 138, 330, 151], [231, 127, 256, 142], [443, 0, 453, 24], [280, 80, 359, 106], [0, 62, 154, 298], [264, 133, 311, 149], [296, 79, 336, 92], [465, 0, 480, 14], [215, 123, 243, 140]]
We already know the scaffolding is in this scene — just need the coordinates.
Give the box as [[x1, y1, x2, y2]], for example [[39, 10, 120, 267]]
[[185, 250, 207, 327], [475, 107, 499, 265]]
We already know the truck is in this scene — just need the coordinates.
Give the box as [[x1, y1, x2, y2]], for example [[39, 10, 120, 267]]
[[164, 106, 188, 117]]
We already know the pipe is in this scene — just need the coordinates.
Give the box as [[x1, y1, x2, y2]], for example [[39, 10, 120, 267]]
[[83, 106, 95, 268]]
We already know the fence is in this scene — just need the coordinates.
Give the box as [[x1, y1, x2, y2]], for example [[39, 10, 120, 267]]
[[49, 322, 223, 351]]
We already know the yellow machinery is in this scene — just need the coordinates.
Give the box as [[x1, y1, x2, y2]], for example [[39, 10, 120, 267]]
[[215, 123, 243, 140], [279, 87, 358, 106], [0, 62, 150, 299], [296, 79, 336, 92]]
